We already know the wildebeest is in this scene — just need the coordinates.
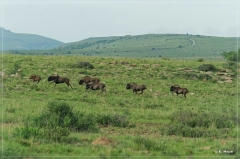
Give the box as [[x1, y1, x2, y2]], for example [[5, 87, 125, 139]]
[[30, 74, 42, 83], [126, 83, 147, 95], [48, 75, 73, 89], [170, 85, 189, 99], [79, 76, 100, 85], [86, 82, 106, 93], [170, 84, 180, 94]]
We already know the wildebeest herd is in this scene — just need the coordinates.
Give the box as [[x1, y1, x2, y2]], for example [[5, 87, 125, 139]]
[[30, 74, 189, 98]]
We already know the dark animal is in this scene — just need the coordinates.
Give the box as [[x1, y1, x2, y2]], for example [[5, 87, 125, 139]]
[[30, 74, 41, 83], [126, 83, 146, 95], [86, 82, 106, 93], [79, 76, 100, 85], [170, 85, 189, 99], [170, 84, 180, 94], [48, 75, 73, 89]]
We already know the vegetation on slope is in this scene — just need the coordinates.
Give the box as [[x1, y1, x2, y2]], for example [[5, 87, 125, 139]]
[[6, 34, 237, 60]]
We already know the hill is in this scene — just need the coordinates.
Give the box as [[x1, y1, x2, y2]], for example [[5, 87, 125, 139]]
[[0, 28, 64, 50], [52, 34, 237, 59]]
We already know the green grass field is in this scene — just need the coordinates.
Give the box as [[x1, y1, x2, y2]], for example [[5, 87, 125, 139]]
[[1, 54, 238, 158]]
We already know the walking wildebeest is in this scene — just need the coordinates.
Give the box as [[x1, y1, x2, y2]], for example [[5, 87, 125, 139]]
[[48, 75, 73, 89], [79, 76, 100, 85], [170, 85, 189, 99], [85, 82, 106, 93], [30, 74, 42, 83], [126, 83, 147, 95]]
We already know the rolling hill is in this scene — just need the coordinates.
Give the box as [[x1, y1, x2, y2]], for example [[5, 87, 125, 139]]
[[5, 32, 238, 60], [0, 28, 64, 50], [53, 34, 237, 59]]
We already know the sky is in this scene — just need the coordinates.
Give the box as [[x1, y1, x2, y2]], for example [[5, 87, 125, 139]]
[[0, 0, 239, 43]]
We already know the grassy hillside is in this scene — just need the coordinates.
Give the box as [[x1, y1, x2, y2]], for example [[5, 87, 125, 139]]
[[56, 34, 236, 59], [0, 28, 64, 50], [9, 34, 237, 60], [1, 54, 238, 158]]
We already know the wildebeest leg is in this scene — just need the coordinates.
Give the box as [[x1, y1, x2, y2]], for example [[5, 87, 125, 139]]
[[49, 81, 55, 85], [101, 88, 106, 93], [69, 84, 73, 89], [184, 94, 186, 99], [133, 89, 138, 94], [85, 87, 91, 92], [67, 83, 73, 89]]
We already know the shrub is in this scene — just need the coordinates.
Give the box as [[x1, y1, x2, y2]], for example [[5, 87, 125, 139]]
[[198, 74, 212, 80], [197, 64, 217, 72], [37, 101, 99, 132], [73, 112, 99, 132], [14, 101, 99, 142], [197, 58, 204, 62], [13, 125, 39, 139], [69, 61, 94, 69], [77, 61, 94, 69], [221, 49, 240, 62], [222, 61, 237, 71], [169, 110, 235, 129], [162, 110, 236, 138], [96, 113, 129, 127]]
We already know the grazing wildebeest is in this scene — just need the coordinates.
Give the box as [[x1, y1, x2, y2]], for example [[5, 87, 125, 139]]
[[170, 85, 189, 99], [48, 75, 73, 89], [79, 76, 100, 85], [30, 74, 42, 83], [85, 82, 106, 93], [170, 84, 180, 94], [126, 83, 147, 95]]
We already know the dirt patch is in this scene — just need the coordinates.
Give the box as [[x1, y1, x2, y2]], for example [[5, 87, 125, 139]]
[[91, 137, 113, 145]]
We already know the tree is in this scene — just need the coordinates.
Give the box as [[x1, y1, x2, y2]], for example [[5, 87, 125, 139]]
[[221, 48, 240, 62]]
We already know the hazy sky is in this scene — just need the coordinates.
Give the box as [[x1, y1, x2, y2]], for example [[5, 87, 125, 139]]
[[0, 0, 239, 43]]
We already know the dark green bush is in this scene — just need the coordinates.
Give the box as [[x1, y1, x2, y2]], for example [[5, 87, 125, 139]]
[[197, 64, 217, 72], [197, 58, 204, 62], [221, 49, 240, 62], [78, 61, 94, 69], [14, 101, 99, 142], [198, 74, 212, 80], [73, 112, 99, 132], [96, 113, 129, 127], [69, 61, 94, 69], [13, 125, 39, 139], [169, 110, 235, 129], [36, 101, 74, 128], [163, 110, 236, 138]]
